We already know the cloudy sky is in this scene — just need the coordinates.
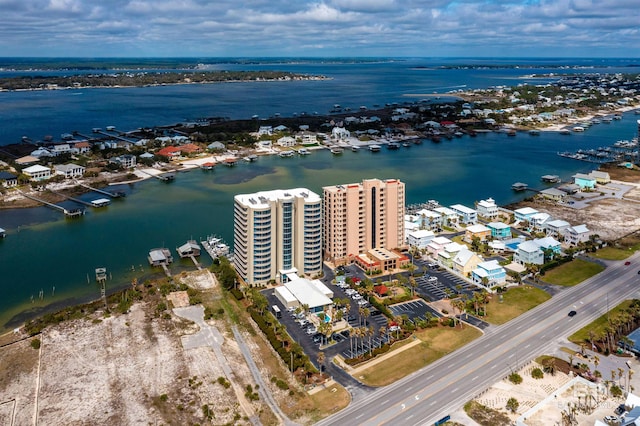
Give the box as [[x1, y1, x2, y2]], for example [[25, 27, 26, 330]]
[[0, 0, 638, 57]]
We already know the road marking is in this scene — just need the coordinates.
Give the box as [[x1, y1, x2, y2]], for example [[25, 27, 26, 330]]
[[426, 375, 433, 380], [406, 415, 414, 420], [484, 343, 491, 348], [525, 344, 530, 349], [491, 364, 497, 369], [401, 404, 406, 410], [404, 386, 413, 392], [541, 335, 546, 339], [516, 325, 523, 330], [451, 387, 459, 393], [472, 376, 478, 381], [429, 401, 437, 406], [356, 414, 364, 419], [508, 354, 514, 359], [382, 399, 389, 404], [554, 326, 560, 330], [465, 353, 473, 359]]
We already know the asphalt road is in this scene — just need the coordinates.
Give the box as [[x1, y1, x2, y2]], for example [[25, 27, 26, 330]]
[[316, 254, 640, 426]]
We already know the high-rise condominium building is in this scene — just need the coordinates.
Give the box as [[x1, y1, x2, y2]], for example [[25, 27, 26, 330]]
[[322, 178, 405, 263], [233, 188, 322, 285]]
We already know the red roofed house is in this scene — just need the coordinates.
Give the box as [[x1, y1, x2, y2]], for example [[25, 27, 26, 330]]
[[374, 284, 388, 297], [179, 143, 202, 154], [156, 146, 181, 159]]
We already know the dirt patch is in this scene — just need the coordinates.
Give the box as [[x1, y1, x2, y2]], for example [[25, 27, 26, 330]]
[[167, 291, 190, 308], [176, 269, 217, 290]]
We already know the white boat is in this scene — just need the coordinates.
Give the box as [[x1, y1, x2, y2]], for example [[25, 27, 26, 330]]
[[572, 126, 585, 132], [351, 145, 360, 152], [279, 150, 295, 157], [559, 129, 571, 135], [402, 142, 411, 147], [387, 142, 400, 149], [369, 144, 381, 152], [297, 148, 311, 155], [330, 146, 344, 155], [244, 154, 258, 162]]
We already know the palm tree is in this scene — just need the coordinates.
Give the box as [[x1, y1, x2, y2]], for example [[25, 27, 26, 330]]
[[593, 355, 600, 374], [363, 307, 371, 327], [379, 326, 387, 343], [451, 298, 465, 327], [317, 351, 325, 373], [368, 326, 374, 356], [409, 276, 417, 297], [568, 353, 574, 371]]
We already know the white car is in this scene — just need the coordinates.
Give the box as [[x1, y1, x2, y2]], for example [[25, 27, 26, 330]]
[[427, 276, 438, 283], [357, 299, 369, 306], [352, 293, 362, 300], [345, 289, 356, 295], [306, 327, 317, 335]]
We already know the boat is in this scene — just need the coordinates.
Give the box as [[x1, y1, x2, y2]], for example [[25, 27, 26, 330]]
[[402, 142, 411, 147], [529, 129, 540, 136], [351, 145, 360, 152], [244, 154, 258, 162], [387, 142, 400, 150], [279, 150, 295, 157], [507, 129, 517, 137], [0, 228, 5, 238], [454, 131, 464, 138], [559, 129, 571, 135], [369, 144, 381, 152], [572, 126, 585, 132], [330, 146, 344, 155], [297, 148, 311, 155], [201, 235, 230, 259]]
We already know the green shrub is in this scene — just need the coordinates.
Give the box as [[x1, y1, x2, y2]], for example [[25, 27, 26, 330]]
[[30, 338, 41, 349]]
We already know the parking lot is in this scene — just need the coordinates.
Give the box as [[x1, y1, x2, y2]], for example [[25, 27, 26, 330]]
[[413, 260, 480, 302], [388, 299, 442, 322]]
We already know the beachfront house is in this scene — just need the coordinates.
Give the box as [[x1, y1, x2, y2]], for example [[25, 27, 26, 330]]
[[535, 236, 562, 255], [439, 242, 466, 268], [50, 143, 72, 156], [407, 229, 435, 249], [415, 209, 443, 230], [0, 171, 18, 187], [564, 224, 591, 246], [487, 222, 512, 240], [331, 127, 350, 141], [277, 136, 296, 147], [434, 207, 458, 227], [22, 164, 51, 181], [300, 133, 318, 145], [572, 173, 596, 190], [54, 163, 85, 179], [539, 188, 566, 202], [465, 224, 491, 242], [588, 170, 610, 184], [513, 240, 544, 265], [476, 197, 498, 219], [258, 126, 273, 136], [450, 204, 477, 225], [110, 154, 136, 169], [514, 207, 538, 223], [530, 212, 552, 231], [207, 142, 225, 151], [472, 260, 507, 287], [30, 147, 53, 158], [452, 249, 483, 277]]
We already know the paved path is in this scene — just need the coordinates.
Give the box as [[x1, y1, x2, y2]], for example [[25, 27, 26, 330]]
[[173, 306, 261, 426], [232, 325, 299, 426]]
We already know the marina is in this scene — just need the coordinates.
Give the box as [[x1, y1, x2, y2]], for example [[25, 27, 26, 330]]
[[200, 235, 230, 260]]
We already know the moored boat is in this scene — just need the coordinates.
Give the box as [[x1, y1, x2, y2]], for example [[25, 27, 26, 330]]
[[368, 144, 381, 152], [279, 150, 295, 157], [297, 148, 311, 155], [351, 145, 360, 152], [387, 142, 400, 150], [330, 146, 344, 155]]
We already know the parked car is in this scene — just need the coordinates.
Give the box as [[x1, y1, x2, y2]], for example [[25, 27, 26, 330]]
[[352, 293, 363, 300], [312, 334, 322, 343], [389, 325, 401, 332], [427, 276, 438, 283], [306, 327, 317, 335]]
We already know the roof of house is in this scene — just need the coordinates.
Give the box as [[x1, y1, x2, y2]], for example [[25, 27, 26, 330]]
[[517, 240, 541, 253], [157, 146, 181, 156], [450, 204, 476, 214], [540, 188, 566, 196], [487, 222, 510, 230], [179, 143, 202, 153], [535, 237, 561, 248], [573, 173, 595, 181], [15, 155, 40, 165], [283, 278, 333, 309], [23, 164, 51, 173], [0, 171, 17, 180], [546, 219, 570, 228], [453, 249, 476, 266], [466, 224, 490, 233], [514, 207, 538, 215], [569, 224, 590, 234], [407, 229, 435, 238]]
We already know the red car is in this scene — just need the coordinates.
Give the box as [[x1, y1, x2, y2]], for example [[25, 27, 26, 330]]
[[625, 261, 631, 266]]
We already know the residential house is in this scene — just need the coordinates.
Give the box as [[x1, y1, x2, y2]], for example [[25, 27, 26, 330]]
[[30, 148, 53, 158], [300, 133, 317, 145], [331, 127, 350, 140], [439, 242, 466, 268], [514, 240, 545, 265], [450, 204, 478, 225], [110, 154, 136, 169], [558, 183, 580, 194], [54, 163, 85, 178], [472, 260, 507, 287], [573, 173, 596, 190], [588, 170, 610, 184], [22, 164, 51, 181], [565, 224, 591, 246], [73, 141, 92, 154], [434, 207, 458, 227], [539, 188, 565, 202], [406, 229, 435, 249], [50, 144, 72, 156], [544, 219, 571, 237], [15, 156, 39, 166], [476, 197, 498, 219], [487, 222, 511, 240], [156, 146, 181, 159], [415, 209, 443, 230], [207, 142, 225, 151], [530, 212, 552, 231], [0, 171, 18, 187], [257, 126, 273, 136], [452, 249, 483, 277], [535, 236, 562, 255], [277, 136, 296, 147], [465, 224, 491, 242], [257, 140, 272, 149], [426, 236, 452, 257], [514, 207, 538, 222], [179, 143, 202, 155]]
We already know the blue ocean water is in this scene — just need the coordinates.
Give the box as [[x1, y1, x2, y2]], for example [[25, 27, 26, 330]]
[[0, 57, 639, 331]]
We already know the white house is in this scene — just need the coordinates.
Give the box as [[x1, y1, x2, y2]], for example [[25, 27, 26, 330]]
[[300, 133, 318, 145], [50, 144, 72, 156], [544, 219, 571, 237], [331, 127, 350, 140], [54, 163, 85, 178], [513, 240, 544, 265], [30, 148, 53, 158], [23, 164, 51, 181], [434, 206, 459, 227], [407, 229, 435, 249], [514, 207, 539, 222], [476, 197, 498, 219], [450, 204, 478, 225], [530, 212, 552, 231], [110, 154, 136, 169], [277, 136, 296, 147], [258, 126, 273, 136], [414, 209, 443, 230], [565, 224, 591, 246]]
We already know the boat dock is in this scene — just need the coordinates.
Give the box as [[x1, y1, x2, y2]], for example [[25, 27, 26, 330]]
[[200, 235, 230, 260], [76, 182, 126, 198], [95, 267, 107, 283], [20, 191, 85, 217], [139, 170, 176, 181]]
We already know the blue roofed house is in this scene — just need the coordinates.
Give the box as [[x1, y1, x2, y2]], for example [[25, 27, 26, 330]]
[[472, 260, 507, 288], [487, 222, 512, 240], [0, 171, 18, 188], [572, 173, 596, 190], [535, 236, 562, 255]]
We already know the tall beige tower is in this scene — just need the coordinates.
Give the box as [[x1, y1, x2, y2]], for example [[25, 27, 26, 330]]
[[234, 188, 322, 285], [323, 178, 405, 263]]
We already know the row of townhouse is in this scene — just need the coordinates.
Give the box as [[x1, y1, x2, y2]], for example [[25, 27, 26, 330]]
[[513, 206, 591, 245]]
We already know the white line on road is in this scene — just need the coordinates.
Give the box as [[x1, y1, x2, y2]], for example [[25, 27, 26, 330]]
[[451, 387, 459, 393], [472, 376, 478, 381], [382, 399, 389, 404], [429, 401, 437, 406], [525, 344, 530, 349], [404, 386, 413, 393], [491, 365, 497, 369], [356, 414, 364, 419]]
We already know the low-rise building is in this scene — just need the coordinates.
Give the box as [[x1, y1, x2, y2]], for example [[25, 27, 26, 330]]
[[426, 236, 452, 257], [450, 204, 478, 225], [439, 242, 466, 268], [0, 171, 18, 187], [544, 219, 571, 237], [565, 224, 591, 246], [472, 260, 507, 287], [572, 173, 596, 190], [110, 154, 137, 169], [407, 229, 435, 249], [414, 209, 443, 230], [513, 240, 544, 265], [588, 170, 610, 184], [274, 276, 334, 314], [434, 206, 458, 227], [487, 222, 512, 240], [452, 249, 483, 277], [22, 164, 51, 181], [514, 207, 539, 222], [530, 212, 552, 231], [476, 197, 498, 219], [539, 187, 566, 201], [465, 224, 491, 242], [54, 163, 85, 178]]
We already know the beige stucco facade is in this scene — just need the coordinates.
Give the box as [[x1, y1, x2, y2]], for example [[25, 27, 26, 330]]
[[323, 178, 405, 263]]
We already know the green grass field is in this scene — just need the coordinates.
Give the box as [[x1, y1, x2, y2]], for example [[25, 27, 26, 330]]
[[542, 259, 605, 286], [590, 246, 636, 261], [569, 300, 634, 344], [484, 286, 551, 325]]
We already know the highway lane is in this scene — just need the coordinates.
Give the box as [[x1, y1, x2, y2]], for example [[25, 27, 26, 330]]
[[317, 255, 640, 426]]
